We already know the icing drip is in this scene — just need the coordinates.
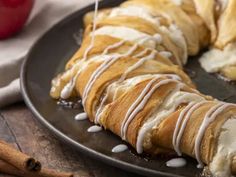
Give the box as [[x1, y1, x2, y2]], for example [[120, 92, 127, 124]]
[[87, 125, 102, 132], [166, 158, 187, 168], [60, 0, 100, 99], [83, 0, 99, 60], [121, 78, 179, 140], [112, 144, 128, 153], [194, 102, 236, 168], [82, 54, 120, 106], [173, 101, 208, 156], [121, 76, 160, 139], [75, 112, 88, 120], [60, 76, 77, 99]]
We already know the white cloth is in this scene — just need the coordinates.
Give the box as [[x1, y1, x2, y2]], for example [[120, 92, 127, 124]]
[[0, 0, 94, 107]]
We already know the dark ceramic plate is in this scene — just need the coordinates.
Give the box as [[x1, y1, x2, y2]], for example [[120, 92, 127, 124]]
[[21, 1, 236, 177]]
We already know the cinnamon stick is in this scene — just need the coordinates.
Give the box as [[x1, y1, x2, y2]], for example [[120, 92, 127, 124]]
[[0, 159, 73, 177], [0, 140, 41, 172]]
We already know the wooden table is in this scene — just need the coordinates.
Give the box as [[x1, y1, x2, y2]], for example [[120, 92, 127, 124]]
[[0, 103, 144, 177]]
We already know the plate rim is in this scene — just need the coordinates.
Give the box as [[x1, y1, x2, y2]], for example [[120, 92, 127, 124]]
[[20, 1, 190, 177]]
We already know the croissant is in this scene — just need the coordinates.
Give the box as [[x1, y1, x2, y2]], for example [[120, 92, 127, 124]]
[[50, 0, 236, 176]]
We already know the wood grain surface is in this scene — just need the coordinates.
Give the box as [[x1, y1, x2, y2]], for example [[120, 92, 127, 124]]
[[0, 103, 143, 177]]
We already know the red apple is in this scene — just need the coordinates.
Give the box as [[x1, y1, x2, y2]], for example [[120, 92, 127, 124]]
[[0, 0, 34, 39]]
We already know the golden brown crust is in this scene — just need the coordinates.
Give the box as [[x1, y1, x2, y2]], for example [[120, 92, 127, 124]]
[[220, 66, 236, 81], [180, 0, 210, 48], [215, 0, 236, 48], [192, 0, 217, 43]]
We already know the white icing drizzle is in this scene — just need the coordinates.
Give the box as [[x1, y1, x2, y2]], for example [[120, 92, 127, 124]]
[[96, 74, 179, 142], [138, 34, 162, 46], [59, 59, 86, 99], [75, 112, 88, 121], [111, 144, 128, 153], [83, 0, 99, 60], [173, 101, 208, 156], [94, 49, 156, 124], [94, 84, 112, 124], [60, 76, 77, 99], [133, 48, 150, 58], [173, 102, 196, 155], [95, 69, 180, 126], [87, 125, 102, 132], [102, 40, 126, 55], [121, 78, 179, 140], [194, 102, 236, 168], [135, 85, 182, 154], [136, 90, 204, 154], [60, 0, 100, 99], [118, 51, 157, 82], [121, 76, 160, 139], [82, 44, 139, 107], [82, 55, 120, 106], [166, 158, 187, 168]]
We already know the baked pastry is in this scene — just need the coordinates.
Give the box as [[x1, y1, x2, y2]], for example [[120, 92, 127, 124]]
[[50, 0, 236, 177], [197, 0, 236, 80]]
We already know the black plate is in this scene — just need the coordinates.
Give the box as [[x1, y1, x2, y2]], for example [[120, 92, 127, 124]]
[[21, 1, 236, 177]]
